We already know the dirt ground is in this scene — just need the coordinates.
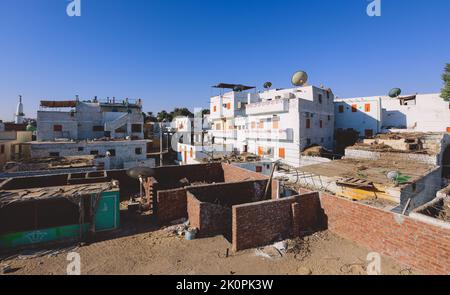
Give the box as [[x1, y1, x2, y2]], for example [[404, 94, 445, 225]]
[[0, 215, 418, 275]]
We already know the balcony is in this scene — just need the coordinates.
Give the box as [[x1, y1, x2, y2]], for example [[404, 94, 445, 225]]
[[245, 99, 289, 115], [209, 130, 237, 139], [245, 129, 293, 141]]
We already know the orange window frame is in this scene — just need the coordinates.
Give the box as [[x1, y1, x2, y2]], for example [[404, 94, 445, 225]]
[[351, 104, 358, 112], [258, 147, 264, 156], [279, 148, 285, 159], [364, 103, 371, 112], [272, 119, 279, 129]]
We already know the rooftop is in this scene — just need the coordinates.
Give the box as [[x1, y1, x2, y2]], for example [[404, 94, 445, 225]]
[[0, 182, 116, 207], [3, 155, 96, 172], [298, 158, 434, 187]]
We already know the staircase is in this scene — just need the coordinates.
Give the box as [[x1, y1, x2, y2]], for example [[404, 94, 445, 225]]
[[104, 113, 128, 133]]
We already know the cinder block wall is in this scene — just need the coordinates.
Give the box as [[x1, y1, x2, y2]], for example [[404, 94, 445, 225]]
[[320, 193, 450, 275]]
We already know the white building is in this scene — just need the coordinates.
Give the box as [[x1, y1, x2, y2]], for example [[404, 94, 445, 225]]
[[335, 93, 450, 137], [208, 83, 335, 167], [31, 97, 154, 169]]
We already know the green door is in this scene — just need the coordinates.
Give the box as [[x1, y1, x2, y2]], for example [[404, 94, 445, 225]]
[[94, 192, 119, 232]]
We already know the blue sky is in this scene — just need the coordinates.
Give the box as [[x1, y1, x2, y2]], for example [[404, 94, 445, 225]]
[[1, 0, 449, 120]]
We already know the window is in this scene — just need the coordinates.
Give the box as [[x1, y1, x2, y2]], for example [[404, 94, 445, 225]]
[[351, 104, 358, 112], [306, 138, 311, 146], [326, 91, 330, 99], [93, 125, 104, 132], [190, 148, 193, 158], [258, 121, 264, 129], [135, 148, 142, 155], [279, 148, 285, 159], [447, 127, 450, 133], [318, 94, 323, 104], [321, 138, 324, 143], [320, 120, 323, 128], [49, 152, 60, 157], [226, 103, 231, 110], [0, 145, 4, 154], [306, 119, 311, 129], [258, 147, 264, 156], [251, 122, 256, 129], [131, 124, 142, 133], [90, 150, 99, 156], [328, 115, 331, 121], [272, 117, 280, 129], [215, 123, 221, 130], [213, 105, 217, 112], [255, 166, 262, 173], [338, 105, 344, 113], [53, 125, 62, 132], [364, 104, 371, 113], [107, 149, 116, 157], [78, 147, 84, 152]]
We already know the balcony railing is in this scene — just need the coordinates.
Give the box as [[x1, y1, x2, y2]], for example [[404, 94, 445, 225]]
[[245, 99, 289, 115], [208, 130, 237, 139], [245, 129, 293, 141]]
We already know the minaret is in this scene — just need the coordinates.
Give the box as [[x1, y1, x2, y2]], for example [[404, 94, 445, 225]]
[[15, 95, 25, 124]]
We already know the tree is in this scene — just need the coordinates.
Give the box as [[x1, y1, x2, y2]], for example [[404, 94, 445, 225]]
[[171, 107, 193, 118], [441, 63, 450, 101], [145, 112, 158, 123], [157, 110, 172, 122]]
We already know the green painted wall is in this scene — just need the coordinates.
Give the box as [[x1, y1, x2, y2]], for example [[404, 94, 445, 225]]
[[0, 190, 120, 250]]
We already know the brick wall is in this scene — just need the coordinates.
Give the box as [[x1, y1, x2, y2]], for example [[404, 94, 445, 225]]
[[232, 192, 322, 251], [320, 193, 450, 275], [187, 193, 201, 230], [156, 188, 187, 224], [221, 163, 268, 182], [187, 192, 231, 238]]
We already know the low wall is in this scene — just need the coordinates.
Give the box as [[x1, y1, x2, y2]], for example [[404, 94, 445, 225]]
[[156, 188, 187, 224], [320, 193, 450, 275], [345, 148, 439, 165], [187, 193, 231, 239], [232, 192, 323, 251]]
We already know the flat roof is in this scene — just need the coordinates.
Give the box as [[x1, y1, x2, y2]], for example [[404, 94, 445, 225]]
[[4, 155, 96, 172], [212, 83, 255, 91], [0, 182, 116, 207], [298, 158, 435, 187]]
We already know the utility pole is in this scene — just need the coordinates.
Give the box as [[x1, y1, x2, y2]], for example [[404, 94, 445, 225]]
[[159, 122, 163, 166]]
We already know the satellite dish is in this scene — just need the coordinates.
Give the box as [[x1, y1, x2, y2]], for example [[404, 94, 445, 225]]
[[263, 82, 272, 89], [389, 88, 402, 98], [291, 71, 308, 86], [126, 166, 156, 179], [233, 85, 245, 92], [387, 171, 399, 182]]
